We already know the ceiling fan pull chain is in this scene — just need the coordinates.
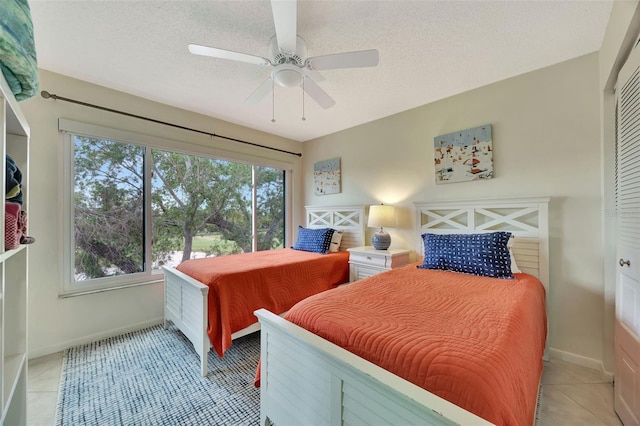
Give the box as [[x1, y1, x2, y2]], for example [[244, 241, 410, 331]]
[[271, 79, 276, 123], [302, 77, 306, 121]]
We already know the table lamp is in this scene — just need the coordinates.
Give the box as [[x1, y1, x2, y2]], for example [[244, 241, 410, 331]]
[[368, 204, 395, 250]]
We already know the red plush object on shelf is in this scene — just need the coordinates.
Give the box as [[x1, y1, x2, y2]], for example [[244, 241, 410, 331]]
[[5, 202, 22, 250]]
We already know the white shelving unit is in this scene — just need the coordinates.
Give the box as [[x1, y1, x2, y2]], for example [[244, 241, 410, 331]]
[[0, 73, 30, 425]]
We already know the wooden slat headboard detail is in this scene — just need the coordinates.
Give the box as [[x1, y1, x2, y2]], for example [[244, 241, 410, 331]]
[[305, 205, 366, 250], [414, 198, 549, 289]]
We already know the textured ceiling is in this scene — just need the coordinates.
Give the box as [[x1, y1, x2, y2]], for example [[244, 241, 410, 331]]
[[29, 1, 613, 142]]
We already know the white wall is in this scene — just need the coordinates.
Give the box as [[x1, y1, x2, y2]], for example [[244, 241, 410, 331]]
[[303, 53, 606, 371], [20, 70, 302, 358]]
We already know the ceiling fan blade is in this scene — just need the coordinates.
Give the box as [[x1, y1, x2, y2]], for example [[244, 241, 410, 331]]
[[271, 0, 297, 53], [305, 49, 379, 71], [245, 78, 273, 104], [304, 68, 325, 82], [302, 77, 335, 109], [188, 44, 271, 67]]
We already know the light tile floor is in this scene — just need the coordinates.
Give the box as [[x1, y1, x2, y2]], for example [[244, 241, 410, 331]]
[[27, 353, 622, 425], [538, 359, 622, 426], [27, 351, 63, 426]]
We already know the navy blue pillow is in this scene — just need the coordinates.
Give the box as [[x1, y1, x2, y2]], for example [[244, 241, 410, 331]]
[[418, 232, 513, 279], [292, 226, 335, 254]]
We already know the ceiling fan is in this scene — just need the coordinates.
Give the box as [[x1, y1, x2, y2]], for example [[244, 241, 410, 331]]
[[188, 0, 379, 109]]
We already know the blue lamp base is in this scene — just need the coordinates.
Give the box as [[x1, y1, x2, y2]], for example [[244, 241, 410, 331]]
[[372, 230, 391, 250]]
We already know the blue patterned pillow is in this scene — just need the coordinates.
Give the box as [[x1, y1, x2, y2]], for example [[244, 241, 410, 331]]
[[292, 226, 335, 254], [418, 232, 514, 279]]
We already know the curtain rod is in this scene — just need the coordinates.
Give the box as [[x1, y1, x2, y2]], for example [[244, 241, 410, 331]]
[[40, 91, 302, 158]]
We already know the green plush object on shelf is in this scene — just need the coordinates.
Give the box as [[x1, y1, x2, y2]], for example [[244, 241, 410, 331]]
[[0, 0, 39, 101]]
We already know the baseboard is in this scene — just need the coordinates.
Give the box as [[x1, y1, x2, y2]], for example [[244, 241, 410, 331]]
[[28, 317, 164, 359], [548, 347, 615, 382]]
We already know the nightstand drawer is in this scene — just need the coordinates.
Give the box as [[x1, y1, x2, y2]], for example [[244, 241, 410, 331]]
[[349, 252, 388, 268], [353, 265, 380, 280], [347, 246, 412, 282]]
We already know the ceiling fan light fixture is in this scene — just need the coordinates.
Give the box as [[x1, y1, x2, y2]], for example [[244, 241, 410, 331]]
[[272, 64, 303, 88]]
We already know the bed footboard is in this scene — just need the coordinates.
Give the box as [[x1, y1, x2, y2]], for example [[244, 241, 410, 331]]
[[163, 266, 210, 376], [254, 308, 492, 426]]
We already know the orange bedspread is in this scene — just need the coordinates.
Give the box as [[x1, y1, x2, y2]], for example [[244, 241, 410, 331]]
[[176, 248, 349, 357], [284, 264, 547, 425]]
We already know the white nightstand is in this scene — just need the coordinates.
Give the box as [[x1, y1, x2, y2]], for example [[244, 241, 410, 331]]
[[347, 246, 412, 282]]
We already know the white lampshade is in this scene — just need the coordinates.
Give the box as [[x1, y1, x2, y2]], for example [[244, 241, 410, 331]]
[[367, 204, 396, 228]]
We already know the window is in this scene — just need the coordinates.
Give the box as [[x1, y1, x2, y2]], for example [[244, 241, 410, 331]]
[[62, 121, 289, 295], [150, 150, 285, 266], [73, 138, 145, 280]]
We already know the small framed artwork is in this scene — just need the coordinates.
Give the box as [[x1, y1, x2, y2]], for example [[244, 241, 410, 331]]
[[434, 124, 493, 184], [314, 157, 341, 195]]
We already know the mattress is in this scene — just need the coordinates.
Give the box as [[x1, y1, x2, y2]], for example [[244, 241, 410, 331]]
[[284, 264, 547, 425]]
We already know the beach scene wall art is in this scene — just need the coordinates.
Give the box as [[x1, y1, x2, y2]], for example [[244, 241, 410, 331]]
[[314, 157, 341, 195], [434, 124, 493, 184]]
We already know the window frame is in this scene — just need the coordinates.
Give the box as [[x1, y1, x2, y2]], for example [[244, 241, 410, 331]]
[[60, 119, 294, 296]]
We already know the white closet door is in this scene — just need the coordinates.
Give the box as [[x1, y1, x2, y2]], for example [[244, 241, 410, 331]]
[[616, 40, 640, 426]]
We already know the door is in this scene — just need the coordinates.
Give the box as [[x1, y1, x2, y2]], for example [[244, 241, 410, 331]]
[[615, 40, 640, 426]]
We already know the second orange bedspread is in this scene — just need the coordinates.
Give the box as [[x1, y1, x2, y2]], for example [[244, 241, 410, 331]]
[[177, 248, 349, 357], [285, 265, 547, 425]]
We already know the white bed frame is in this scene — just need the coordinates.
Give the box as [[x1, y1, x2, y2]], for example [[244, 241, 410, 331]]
[[163, 205, 365, 376], [256, 197, 550, 426]]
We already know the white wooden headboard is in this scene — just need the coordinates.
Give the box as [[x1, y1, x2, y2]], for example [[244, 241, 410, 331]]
[[305, 205, 365, 250], [414, 197, 549, 290]]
